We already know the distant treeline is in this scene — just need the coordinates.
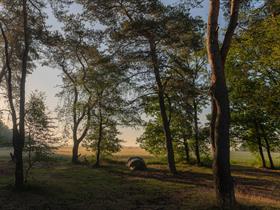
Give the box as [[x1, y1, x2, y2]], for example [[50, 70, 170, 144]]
[[0, 121, 12, 147]]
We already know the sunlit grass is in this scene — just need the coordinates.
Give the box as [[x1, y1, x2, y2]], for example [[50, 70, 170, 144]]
[[54, 146, 280, 168], [231, 151, 280, 167]]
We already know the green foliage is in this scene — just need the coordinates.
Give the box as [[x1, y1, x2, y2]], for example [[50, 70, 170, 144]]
[[137, 120, 166, 156], [226, 13, 280, 160], [24, 91, 63, 182], [83, 121, 123, 157], [137, 115, 210, 162]]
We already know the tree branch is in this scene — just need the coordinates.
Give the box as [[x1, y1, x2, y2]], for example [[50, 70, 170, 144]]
[[221, 0, 240, 66]]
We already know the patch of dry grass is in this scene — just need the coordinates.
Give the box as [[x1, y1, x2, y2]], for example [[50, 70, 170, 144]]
[[237, 192, 280, 209], [115, 147, 151, 157], [56, 146, 151, 157]]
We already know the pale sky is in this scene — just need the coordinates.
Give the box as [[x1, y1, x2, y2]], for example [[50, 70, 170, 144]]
[[26, 0, 213, 146]]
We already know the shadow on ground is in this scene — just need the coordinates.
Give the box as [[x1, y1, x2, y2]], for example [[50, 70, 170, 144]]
[[0, 159, 280, 210]]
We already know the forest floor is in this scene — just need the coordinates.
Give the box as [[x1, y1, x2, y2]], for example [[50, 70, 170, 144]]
[[0, 147, 280, 210]]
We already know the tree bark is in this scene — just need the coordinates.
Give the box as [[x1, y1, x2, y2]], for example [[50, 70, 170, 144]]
[[1, 0, 29, 189], [183, 137, 190, 163], [149, 37, 177, 174], [210, 72, 235, 209], [1, 26, 25, 188], [95, 107, 103, 168], [263, 138, 274, 169], [260, 124, 274, 169], [61, 65, 92, 164], [193, 99, 201, 165], [254, 122, 266, 168], [257, 140, 266, 168], [72, 140, 80, 164], [13, 130, 24, 188], [207, 0, 239, 208], [14, 0, 29, 189]]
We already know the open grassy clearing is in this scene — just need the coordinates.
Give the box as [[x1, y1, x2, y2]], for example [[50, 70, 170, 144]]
[[55, 147, 280, 167], [231, 151, 280, 168], [0, 147, 280, 210]]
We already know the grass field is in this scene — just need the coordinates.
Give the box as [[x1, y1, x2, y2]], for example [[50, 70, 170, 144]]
[[231, 151, 280, 168], [0, 147, 280, 210]]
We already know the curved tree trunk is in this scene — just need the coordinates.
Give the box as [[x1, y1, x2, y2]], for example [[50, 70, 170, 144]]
[[263, 138, 274, 169], [193, 99, 201, 165], [14, 0, 30, 189], [210, 79, 235, 209], [63, 65, 92, 164], [2, 23, 25, 189], [255, 122, 266, 168], [149, 37, 177, 174], [207, 0, 239, 208], [95, 141, 101, 167], [95, 138, 102, 167], [183, 137, 190, 163], [72, 141, 80, 164], [258, 141, 266, 168], [157, 89, 177, 174], [260, 124, 274, 169], [95, 109, 103, 168]]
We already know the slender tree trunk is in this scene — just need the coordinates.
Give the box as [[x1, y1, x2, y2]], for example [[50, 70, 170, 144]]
[[193, 99, 201, 165], [95, 109, 103, 168], [255, 122, 266, 168], [263, 138, 274, 169], [13, 130, 24, 188], [2, 25, 24, 188], [1, 0, 29, 189], [95, 139, 102, 167], [257, 140, 266, 168], [260, 124, 274, 169], [64, 69, 91, 164], [14, 0, 30, 189], [149, 37, 177, 174], [183, 137, 190, 163], [72, 140, 80, 164], [0, 24, 8, 85], [94, 137, 102, 167], [25, 133, 32, 183]]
